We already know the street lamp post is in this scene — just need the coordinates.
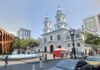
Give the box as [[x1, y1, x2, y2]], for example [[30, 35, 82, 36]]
[[70, 29, 76, 59]]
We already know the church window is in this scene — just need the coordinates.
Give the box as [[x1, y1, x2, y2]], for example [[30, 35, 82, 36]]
[[64, 25, 66, 28], [66, 36, 70, 39], [44, 38, 46, 42], [50, 35, 53, 41], [58, 26, 60, 29], [68, 44, 70, 47], [77, 43, 80, 47], [76, 34, 80, 38], [58, 18, 60, 22], [57, 35, 61, 41]]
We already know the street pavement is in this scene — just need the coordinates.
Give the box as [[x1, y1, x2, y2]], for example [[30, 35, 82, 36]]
[[35, 59, 63, 70], [0, 54, 54, 67], [0, 59, 63, 70], [0, 54, 65, 70]]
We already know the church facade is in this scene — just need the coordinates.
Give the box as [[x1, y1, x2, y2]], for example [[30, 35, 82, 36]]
[[41, 7, 85, 54]]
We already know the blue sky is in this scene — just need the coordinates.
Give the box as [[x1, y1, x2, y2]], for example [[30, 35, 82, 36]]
[[0, 0, 100, 39]]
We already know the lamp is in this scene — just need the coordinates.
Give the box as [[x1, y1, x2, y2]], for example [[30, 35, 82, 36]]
[[70, 29, 76, 59]]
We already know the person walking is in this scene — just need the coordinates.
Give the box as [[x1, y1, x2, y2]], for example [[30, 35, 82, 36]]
[[53, 54, 55, 59], [4, 55, 8, 68], [70, 52, 73, 59], [44, 53, 48, 62]]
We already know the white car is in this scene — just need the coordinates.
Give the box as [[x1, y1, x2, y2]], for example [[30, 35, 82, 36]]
[[50, 59, 92, 70]]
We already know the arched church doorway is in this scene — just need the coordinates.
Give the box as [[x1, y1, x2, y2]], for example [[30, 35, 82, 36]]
[[0, 43, 2, 54], [44, 47, 47, 53], [50, 45, 54, 53]]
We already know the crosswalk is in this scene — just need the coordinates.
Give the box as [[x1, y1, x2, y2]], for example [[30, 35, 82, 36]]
[[32, 64, 35, 70]]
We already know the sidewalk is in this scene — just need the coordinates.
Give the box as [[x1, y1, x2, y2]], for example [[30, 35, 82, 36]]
[[0, 54, 59, 67]]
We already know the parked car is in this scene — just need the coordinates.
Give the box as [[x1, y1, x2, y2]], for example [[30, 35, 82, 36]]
[[50, 59, 92, 70], [86, 55, 100, 69]]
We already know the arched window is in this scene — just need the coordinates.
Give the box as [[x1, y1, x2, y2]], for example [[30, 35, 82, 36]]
[[68, 44, 70, 47], [50, 35, 53, 41], [58, 18, 60, 22], [57, 35, 61, 41], [58, 26, 60, 29], [77, 43, 80, 47]]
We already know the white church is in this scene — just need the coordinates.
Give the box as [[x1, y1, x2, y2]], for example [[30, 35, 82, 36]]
[[40, 7, 85, 54]]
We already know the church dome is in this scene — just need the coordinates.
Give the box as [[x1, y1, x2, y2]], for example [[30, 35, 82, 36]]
[[45, 16, 51, 22], [56, 7, 64, 16]]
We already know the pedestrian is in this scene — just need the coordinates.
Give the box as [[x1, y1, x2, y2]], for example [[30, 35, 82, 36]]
[[61, 51, 64, 57], [44, 53, 48, 62], [40, 56, 43, 68], [70, 52, 73, 59], [83, 53, 87, 60], [4, 55, 8, 68], [38, 49, 40, 53], [53, 54, 55, 59], [85, 49, 87, 56]]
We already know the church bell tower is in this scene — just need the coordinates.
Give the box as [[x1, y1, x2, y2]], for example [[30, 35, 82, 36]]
[[43, 16, 52, 34], [55, 6, 68, 30]]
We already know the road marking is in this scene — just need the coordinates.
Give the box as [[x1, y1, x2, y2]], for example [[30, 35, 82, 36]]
[[32, 64, 35, 70]]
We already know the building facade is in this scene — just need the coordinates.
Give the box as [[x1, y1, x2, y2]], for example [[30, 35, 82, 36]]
[[41, 7, 85, 53], [83, 14, 100, 36], [0, 28, 14, 54], [17, 28, 31, 39]]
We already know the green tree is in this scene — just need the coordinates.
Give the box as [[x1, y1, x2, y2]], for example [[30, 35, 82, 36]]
[[11, 37, 20, 49], [20, 39, 28, 50], [29, 39, 40, 48], [10, 37, 40, 54], [85, 33, 100, 53]]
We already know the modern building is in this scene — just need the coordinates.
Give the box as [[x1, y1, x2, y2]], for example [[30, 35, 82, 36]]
[[17, 28, 31, 39], [40, 7, 85, 53], [0, 28, 14, 54], [83, 14, 100, 36]]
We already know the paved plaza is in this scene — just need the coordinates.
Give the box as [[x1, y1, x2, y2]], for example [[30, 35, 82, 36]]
[[0, 59, 63, 70], [0, 54, 64, 70], [0, 54, 53, 66]]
